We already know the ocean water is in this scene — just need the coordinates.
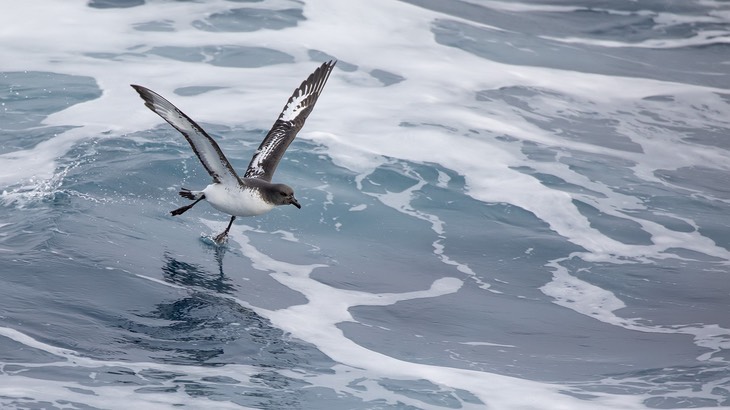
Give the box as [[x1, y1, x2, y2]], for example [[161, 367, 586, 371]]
[[1, 0, 729, 408]]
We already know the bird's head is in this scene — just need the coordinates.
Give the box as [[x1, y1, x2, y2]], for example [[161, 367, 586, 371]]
[[270, 183, 301, 209]]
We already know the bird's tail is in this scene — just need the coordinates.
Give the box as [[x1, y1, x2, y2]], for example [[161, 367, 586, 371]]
[[179, 188, 204, 200]]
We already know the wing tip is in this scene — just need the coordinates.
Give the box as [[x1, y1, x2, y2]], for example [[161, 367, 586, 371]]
[[130, 84, 149, 96], [318, 60, 337, 81], [130, 84, 156, 105], [306, 60, 337, 88], [130, 85, 162, 115]]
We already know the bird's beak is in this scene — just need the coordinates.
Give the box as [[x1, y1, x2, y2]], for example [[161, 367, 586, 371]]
[[290, 197, 301, 209]]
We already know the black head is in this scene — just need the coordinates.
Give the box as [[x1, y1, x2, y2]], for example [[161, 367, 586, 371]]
[[269, 183, 300, 209]]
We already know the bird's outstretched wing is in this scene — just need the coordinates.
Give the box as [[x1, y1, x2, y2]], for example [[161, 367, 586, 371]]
[[244, 60, 336, 181], [131, 85, 240, 186]]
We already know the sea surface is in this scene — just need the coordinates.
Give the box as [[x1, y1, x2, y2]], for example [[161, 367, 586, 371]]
[[1, 0, 729, 409]]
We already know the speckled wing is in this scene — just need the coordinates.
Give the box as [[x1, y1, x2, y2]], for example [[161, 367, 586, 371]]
[[131, 85, 241, 186], [244, 60, 336, 182]]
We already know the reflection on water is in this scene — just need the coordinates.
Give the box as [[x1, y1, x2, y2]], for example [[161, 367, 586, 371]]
[[161, 251, 234, 294]]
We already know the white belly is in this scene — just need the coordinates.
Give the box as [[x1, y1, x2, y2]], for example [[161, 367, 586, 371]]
[[202, 183, 274, 217]]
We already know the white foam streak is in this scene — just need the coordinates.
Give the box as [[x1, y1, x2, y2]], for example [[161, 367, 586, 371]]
[[0, 327, 78, 359], [0, 128, 86, 187]]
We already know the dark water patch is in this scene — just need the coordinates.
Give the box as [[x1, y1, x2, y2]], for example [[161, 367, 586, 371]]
[[559, 149, 637, 187], [88, 0, 144, 9], [399, 121, 457, 133], [665, 247, 726, 263], [370, 69, 406, 86], [623, 210, 695, 234], [85, 51, 145, 61], [572, 199, 653, 245], [0, 72, 101, 130], [679, 124, 730, 151], [513, 166, 608, 198], [642, 95, 675, 102], [655, 166, 730, 200], [651, 168, 730, 248], [174, 86, 226, 96], [193, 8, 304, 32], [521, 141, 559, 163], [134, 20, 175, 32], [308, 49, 355, 71]]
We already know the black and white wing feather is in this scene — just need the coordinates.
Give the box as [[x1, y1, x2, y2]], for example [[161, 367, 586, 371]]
[[131, 85, 240, 186], [244, 60, 336, 181]]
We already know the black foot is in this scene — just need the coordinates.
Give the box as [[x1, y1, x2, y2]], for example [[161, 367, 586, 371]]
[[214, 231, 228, 244], [213, 215, 236, 244], [171, 204, 193, 216]]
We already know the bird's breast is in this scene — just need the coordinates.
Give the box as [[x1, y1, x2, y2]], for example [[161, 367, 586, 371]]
[[202, 184, 274, 217]]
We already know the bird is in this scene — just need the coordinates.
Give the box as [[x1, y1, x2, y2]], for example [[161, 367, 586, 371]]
[[131, 60, 336, 243]]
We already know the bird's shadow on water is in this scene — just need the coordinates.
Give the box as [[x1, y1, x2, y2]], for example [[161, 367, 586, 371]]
[[125, 251, 327, 406], [161, 249, 234, 294], [124, 253, 276, 366]]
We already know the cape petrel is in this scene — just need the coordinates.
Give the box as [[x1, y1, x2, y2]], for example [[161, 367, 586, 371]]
[[131, 60, 336, 243]]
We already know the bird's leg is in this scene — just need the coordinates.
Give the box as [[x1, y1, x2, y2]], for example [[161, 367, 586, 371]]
[[170, 195, 205, 216], [214, 216, 236, 243]]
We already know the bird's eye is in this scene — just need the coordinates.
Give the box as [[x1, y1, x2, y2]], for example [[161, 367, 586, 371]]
[[280, 192, 287, 196]]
